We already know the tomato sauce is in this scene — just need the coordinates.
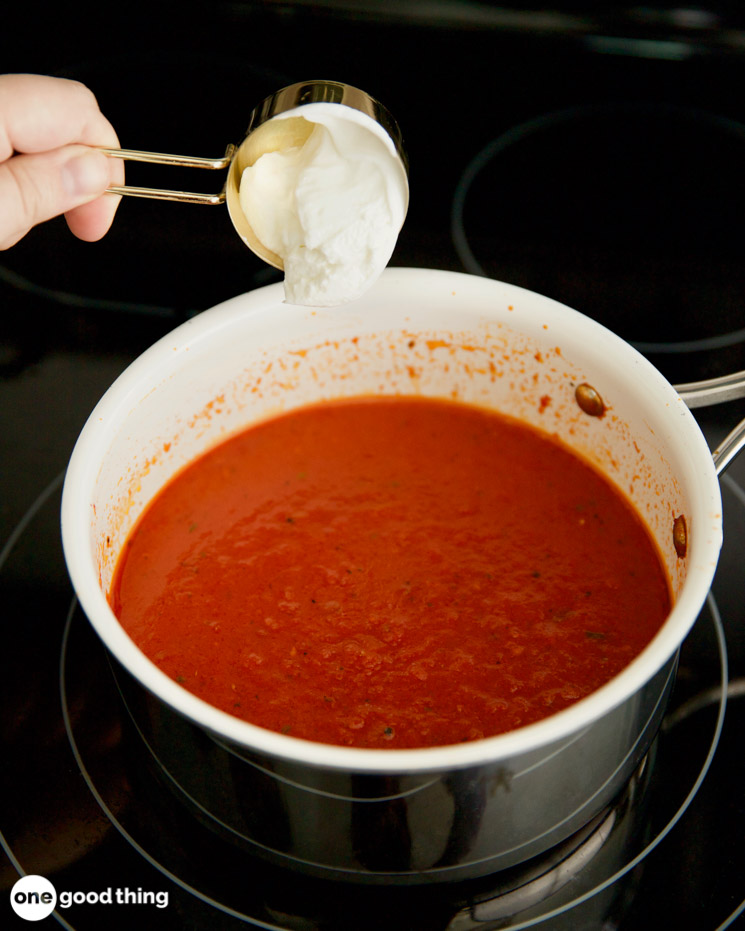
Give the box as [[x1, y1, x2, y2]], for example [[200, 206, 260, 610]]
[[110, 397, 671, 750]]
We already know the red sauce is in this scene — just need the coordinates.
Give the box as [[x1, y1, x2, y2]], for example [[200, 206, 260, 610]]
[[110, 397, 671, 749]]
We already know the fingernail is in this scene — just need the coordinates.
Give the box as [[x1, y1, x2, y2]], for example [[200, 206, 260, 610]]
[[61, 151, 110, 198]]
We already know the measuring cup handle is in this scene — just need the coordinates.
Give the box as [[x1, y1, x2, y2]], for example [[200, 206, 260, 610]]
[[99, 144, 236, 204]]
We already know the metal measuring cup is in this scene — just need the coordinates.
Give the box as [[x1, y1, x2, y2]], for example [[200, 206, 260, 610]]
[[100, 80, 409, 270]]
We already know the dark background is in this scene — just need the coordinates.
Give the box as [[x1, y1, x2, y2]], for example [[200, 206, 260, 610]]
[[3, 1, 745, 357]]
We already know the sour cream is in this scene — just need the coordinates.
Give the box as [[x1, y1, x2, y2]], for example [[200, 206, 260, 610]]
[[239, 103, 408, 306]]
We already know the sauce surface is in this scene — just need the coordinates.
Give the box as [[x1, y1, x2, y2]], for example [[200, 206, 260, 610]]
[[110, 397, 671, 749]]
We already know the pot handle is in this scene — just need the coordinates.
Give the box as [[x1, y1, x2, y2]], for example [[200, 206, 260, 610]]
[[675, 370, 745, 476], [674, 369, 745, 408], [710, 419, 745, 476]]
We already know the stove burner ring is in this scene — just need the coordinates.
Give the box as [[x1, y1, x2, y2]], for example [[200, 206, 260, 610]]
[[450, 102, 745, 358]]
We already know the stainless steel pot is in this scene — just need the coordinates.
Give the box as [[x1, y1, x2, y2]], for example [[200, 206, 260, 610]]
[[61, 268, 745, 883]]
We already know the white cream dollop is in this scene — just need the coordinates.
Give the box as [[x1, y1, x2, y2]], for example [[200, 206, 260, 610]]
[[239, 103, 408, 306]]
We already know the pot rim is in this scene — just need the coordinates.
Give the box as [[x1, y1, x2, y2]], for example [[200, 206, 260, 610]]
[[61, 267, 723, 774]]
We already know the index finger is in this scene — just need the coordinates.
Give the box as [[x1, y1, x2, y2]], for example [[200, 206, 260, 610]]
[[0, 73, 120, 159]]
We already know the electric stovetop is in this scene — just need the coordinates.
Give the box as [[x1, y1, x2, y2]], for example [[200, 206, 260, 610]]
[[1, 4, 744, 928]]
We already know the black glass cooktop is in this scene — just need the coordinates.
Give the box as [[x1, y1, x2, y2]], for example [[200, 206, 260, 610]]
[[2, 3, 745, 928]]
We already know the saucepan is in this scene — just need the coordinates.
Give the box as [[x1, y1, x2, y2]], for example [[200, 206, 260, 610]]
[[60, 268, 745, 884]]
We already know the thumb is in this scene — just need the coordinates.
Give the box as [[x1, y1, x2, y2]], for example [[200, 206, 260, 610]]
[[61, 147, 112, 199], [0, 145, 112, 249]]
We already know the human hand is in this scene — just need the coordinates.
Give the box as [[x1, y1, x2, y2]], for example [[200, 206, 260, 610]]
[[0, 73, 123, 250]]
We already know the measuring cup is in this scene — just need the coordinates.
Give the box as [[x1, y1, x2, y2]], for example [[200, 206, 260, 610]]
[[100, 80, 409, 270]]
